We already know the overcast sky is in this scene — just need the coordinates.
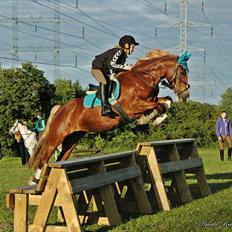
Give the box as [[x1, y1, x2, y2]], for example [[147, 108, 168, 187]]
[[0, 0, 231, 104]]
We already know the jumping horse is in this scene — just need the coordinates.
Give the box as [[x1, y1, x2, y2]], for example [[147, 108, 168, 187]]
[[28, 49, 191, 181]]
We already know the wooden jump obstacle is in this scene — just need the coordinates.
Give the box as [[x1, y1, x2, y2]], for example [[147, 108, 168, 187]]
[[7, 138, 210, 232], [136, 138, 211, 211], [7, 151, 152, 232]]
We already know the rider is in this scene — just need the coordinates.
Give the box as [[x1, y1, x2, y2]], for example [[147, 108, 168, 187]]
[[91, 35, 139, 117], [33, 112, 45, 139]]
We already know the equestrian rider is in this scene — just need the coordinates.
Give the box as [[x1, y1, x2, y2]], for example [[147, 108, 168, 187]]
[[91, 35, 139, 116], [33, 112, 45, 139]]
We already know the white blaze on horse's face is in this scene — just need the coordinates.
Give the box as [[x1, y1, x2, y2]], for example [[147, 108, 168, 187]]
[[9, 120, 19, 135]]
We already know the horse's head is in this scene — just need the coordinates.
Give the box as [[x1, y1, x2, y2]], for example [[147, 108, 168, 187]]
[[9, 119, 19, 135], [164, 52, 191, 102], [134, 50, 191, 102]]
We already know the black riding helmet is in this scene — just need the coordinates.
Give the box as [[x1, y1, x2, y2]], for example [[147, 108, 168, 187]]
[[119, 35, 139, 48]]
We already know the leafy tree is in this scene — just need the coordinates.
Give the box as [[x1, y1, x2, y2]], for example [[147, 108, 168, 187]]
[[53, 79, 85, 105], [0, 63, 55, 156], [219, 87, 232, 120]]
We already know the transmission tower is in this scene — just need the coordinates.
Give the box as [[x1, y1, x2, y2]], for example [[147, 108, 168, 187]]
[[156, 0, 212, 56], [0, 0, 83, 79]]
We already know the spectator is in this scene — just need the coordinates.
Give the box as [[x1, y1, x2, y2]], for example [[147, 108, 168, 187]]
[[215, 111, 232, 161]]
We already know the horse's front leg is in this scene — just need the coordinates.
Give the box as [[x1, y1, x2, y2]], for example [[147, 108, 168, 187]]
[[127, 97, 166, 124], [137, 96, 172, 125]]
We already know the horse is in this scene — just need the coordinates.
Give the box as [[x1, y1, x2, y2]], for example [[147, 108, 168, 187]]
[[28, 49, 191, 181], [9, 120, 38, 157]]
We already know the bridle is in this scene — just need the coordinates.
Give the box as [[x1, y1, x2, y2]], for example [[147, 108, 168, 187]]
[[163, 64, 190, 96]]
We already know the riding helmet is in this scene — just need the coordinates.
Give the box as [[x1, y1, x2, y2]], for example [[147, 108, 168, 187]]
[[119, 35, 139, 48]]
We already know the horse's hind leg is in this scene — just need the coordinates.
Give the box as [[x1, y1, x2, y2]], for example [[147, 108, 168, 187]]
[[56, 132, 85, 161]]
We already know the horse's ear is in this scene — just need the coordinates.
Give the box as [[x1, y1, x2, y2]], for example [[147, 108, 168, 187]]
[[178, 51, 192, 63], [177, 51, 192, 72]]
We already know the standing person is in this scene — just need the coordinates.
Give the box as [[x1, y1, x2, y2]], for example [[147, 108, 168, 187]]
[[33, 112, 45, 140], [91, 35, 139, 117], [215, 111, 232, 161]]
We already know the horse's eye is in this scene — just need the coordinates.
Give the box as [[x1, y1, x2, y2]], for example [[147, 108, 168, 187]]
[[180, 70, 186, 75]]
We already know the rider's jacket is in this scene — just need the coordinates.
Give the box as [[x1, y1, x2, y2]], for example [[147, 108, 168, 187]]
[[92, 47, 128, 75]]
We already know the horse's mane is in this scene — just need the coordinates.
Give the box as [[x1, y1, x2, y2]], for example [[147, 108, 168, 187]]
[[134, 49, 176, 68]]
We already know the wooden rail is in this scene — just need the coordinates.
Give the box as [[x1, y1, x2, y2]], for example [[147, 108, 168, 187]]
[[136, 138, 211, 211], [7, 138, 210, 232], [7, 151, 152, 232]]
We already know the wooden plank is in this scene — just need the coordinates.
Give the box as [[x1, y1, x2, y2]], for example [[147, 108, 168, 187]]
[[97, 161, 122, 225], [195, 167, 211, 196], [36, 163, 51, 192], [14, 194, 28, 232], [49, 151, 135, 168], [57, 171, 83, 232], [139, 138, 195, 147], [128, 155, 152, 214], [10, 185, 37, 194], [159, 158, 203, 174], [30, 168, 62, 232], [70, 166, 141, 193], [145, 147, 171, 211], [6, 193, 15, 209], [169, 145, 192, 203]]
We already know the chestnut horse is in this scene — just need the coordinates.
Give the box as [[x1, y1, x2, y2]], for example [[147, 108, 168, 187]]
[[28, 50, 191, 179]]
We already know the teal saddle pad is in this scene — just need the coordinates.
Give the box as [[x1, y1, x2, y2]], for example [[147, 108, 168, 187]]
[[83, 79, 120, 108]]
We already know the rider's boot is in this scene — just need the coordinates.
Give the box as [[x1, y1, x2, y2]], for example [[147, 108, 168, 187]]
[[100, 83, 113, 117]]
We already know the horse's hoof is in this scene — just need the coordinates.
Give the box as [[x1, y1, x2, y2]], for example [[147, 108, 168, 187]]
[[28, 176, 39, 185], [152, 113, 168, 126]]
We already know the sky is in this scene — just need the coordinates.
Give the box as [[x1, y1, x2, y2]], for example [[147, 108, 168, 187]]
[[0, 0, 231, 104]]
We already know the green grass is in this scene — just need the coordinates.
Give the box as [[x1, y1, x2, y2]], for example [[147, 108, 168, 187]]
[[0, 147, 232, 232]]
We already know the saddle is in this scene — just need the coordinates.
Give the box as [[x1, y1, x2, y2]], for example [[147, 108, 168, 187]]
[[83, 79, 120, 108]]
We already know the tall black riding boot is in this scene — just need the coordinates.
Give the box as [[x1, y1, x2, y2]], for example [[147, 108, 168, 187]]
[[220, 150, 224, 161], [100, 83, 113, 116], [228, 148, 231, 161]]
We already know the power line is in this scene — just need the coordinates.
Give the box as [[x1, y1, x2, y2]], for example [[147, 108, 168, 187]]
[[32, 0, 118, 39]]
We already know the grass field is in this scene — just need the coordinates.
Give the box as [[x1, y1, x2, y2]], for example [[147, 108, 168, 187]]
[[0, 147, 232, 232]]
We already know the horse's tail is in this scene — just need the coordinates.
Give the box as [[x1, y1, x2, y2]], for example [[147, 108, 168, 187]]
[[38, 105, 62, 143], [28, 135, 48, 170], [28, 105, 62, 170]]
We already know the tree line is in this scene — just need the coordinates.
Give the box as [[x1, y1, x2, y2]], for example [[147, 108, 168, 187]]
[[0, 63, 230, 156], [0, 63, 84, 155]]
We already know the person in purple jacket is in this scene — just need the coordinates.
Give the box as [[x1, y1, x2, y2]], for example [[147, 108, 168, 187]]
[[91, 35, 139, 117], [215, 111, 232, 161]]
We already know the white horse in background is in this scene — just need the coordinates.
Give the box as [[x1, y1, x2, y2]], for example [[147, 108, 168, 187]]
[[9, 120, 38, 157]]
